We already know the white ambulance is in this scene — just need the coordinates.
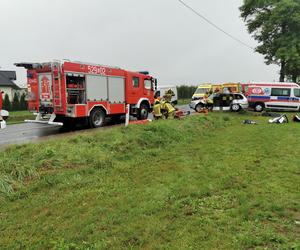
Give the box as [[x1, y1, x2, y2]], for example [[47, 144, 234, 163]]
[[242, 82, 300, 112]]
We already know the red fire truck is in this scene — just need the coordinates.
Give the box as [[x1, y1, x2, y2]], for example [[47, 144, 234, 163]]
[[15, 60, 157, 127]]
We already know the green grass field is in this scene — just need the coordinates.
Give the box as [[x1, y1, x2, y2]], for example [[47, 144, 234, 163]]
[[177, 98, 191, 105], [6, 110, 35, 125], [0, 112, 299, 249]]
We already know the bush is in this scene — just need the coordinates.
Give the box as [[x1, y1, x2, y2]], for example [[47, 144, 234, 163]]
[[19, 93, 27, 110], [12, 92, 20, 111], [177, 85, 197, 99], [2, 93, 11, 111]]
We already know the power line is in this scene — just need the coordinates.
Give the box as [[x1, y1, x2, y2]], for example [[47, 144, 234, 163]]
[[177, 0, 255, 50]]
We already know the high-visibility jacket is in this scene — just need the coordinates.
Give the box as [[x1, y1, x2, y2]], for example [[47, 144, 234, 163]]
[[153, 98, 162, 117]]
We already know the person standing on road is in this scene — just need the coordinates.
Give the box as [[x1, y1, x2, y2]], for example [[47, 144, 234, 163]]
[[204, 94, 214, 111]]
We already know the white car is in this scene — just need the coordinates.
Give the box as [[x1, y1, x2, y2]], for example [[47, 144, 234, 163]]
[[0, 110, 9, 129], [190, 93, 249, 112]]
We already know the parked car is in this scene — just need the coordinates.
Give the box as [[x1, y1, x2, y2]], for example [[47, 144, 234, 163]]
[[189, 93, 248, 112]]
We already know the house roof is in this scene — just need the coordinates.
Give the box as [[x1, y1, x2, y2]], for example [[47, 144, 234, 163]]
[[0, 71, 21, 90]]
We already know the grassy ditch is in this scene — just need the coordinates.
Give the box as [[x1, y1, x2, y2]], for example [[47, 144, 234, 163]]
[[0, 113, 299, 249], [6, 110, 35, 125]]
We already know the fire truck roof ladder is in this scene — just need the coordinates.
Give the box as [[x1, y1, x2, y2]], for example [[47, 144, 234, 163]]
[[69, 60, 121, 69]]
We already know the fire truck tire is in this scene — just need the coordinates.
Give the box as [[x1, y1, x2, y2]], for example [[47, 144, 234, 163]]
[[89, 109, 105, 128], [137, 104, 149, 120]]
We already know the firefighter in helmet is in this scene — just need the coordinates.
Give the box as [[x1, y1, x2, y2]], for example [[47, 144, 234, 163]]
[[161, 88, 176, 119], [153, 91, 163, 119], [163, 88, 175, 103]]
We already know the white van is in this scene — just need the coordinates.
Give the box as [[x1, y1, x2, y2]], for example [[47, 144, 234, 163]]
[[156, 85, 178, 105], [244, 82, 300, 111]]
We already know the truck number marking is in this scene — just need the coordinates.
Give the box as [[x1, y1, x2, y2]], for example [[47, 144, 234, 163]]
[[87, 66, 106, 75]]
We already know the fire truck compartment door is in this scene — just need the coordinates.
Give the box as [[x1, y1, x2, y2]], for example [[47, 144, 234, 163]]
[[38, 73, 53, 106], [86, 75, 108, 101], [108, 76, 125, 103]]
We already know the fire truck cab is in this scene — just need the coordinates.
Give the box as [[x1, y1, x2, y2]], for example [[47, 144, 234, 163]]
[[15, 61, 157, 127]]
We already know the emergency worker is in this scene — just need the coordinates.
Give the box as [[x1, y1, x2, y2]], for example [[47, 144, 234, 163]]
[[214, 88, 220, 93], [204, 94, 214, 111], [153, 92, 162, 119], [161, 88, 175, 118], [163, 88, 175, 103]]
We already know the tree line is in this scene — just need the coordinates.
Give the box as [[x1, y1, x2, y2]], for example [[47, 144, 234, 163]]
[[2, 93, 27, 111], [177, 85, 197, 99]]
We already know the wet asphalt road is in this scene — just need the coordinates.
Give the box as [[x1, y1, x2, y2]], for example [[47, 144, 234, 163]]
[[0, 105, 192, 148], [0, 123, 61, 147]]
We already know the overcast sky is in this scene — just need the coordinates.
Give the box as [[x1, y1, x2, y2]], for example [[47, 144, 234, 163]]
[[0, 0, 279, 87]]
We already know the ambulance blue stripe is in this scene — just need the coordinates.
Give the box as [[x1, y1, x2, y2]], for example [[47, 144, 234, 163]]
[[249, 95, 270, 99], [277, 97, 290, 100]]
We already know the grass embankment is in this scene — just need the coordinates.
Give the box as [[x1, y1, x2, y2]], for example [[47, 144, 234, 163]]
[[177, 98, 191, 105], [0, 113, 300, 249], [7, 110, 35, 125]]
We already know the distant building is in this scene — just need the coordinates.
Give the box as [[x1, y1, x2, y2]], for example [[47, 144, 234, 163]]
[[0, 70, 26, 100]]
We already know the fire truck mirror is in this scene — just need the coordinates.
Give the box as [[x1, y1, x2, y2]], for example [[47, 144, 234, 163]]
[[152, 78, 157, 90]]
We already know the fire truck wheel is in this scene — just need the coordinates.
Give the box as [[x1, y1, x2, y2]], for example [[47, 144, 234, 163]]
[[89, 109, 105, 128], [137, 104, 149, 120]]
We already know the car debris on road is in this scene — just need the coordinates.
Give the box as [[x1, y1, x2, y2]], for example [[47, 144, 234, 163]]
[[269, 114, 289, 124], [243, 119, 258, 125]]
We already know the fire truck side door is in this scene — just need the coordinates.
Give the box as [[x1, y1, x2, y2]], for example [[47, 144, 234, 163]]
[[127, 73, 142, 103], [143, 78, 153, 97]]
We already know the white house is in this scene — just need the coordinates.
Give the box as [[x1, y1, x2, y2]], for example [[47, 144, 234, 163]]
[[0, 71, 26, 100]]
